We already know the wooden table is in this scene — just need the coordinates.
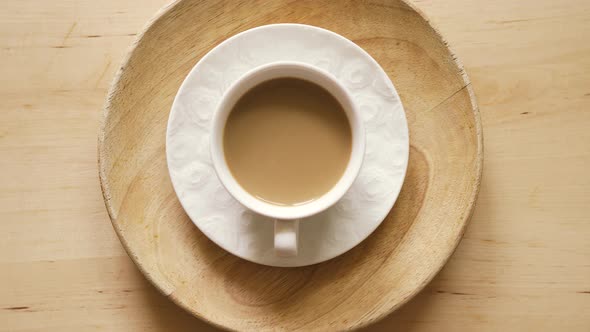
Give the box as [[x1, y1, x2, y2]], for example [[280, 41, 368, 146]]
[[1, 0, 588, 330]]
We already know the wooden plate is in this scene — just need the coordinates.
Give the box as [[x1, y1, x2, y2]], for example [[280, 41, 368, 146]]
[[98, 0, 483, 330]]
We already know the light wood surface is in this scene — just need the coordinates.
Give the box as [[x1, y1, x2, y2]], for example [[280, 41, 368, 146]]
[[1, 0, 589, 331], [98, 1, 481, 330]]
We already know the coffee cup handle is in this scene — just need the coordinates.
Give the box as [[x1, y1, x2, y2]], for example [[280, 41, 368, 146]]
[[274, 219, 299, 256]]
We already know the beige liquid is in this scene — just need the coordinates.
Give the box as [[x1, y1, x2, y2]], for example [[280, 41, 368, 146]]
[[223, 78, 352, 205]]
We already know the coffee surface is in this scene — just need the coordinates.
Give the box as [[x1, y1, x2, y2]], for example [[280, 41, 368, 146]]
[[223, 78, 352, 205]]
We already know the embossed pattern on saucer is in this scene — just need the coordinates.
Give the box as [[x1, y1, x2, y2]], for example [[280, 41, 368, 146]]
[[166, 24, 409, 267]]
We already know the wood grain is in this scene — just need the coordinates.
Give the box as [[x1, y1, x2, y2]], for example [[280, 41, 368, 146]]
[[1, 0, 589, 331], [98, 0, 481, 330]]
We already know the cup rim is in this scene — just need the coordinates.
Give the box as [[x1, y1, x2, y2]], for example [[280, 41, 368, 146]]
[[210, 61, 365, 220]]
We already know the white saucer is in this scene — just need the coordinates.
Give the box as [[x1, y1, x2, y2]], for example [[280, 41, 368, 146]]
[[166, 24, 409, 267]]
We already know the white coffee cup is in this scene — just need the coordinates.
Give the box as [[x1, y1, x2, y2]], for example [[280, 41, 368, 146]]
[[210, 61, 365, 257]]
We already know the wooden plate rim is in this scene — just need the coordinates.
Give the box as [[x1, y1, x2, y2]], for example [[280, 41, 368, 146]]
[[97, 0, 483, 329]]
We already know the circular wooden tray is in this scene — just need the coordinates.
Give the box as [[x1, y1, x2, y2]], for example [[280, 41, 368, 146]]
[[98, 1, 482, 330]]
